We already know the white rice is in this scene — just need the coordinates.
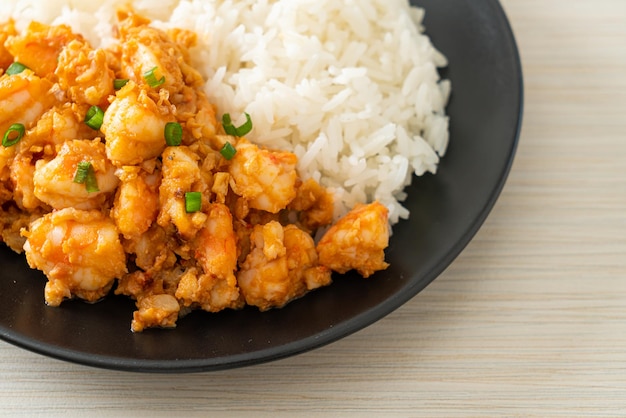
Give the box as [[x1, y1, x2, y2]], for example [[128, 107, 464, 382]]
[[1, 0, 450, 225]]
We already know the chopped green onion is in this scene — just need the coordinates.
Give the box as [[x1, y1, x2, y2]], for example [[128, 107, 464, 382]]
[[185, 191, 202, 213], [143, 66, 165, 88], [221, 112, 253, 137], [85, 169, 99, 193], [6, 62, 29, 76], [2, 123, 25, 147], [73, 161, 90, 184], [84, 105, 104, 130], [113, 78, 129, 90], [164, 122, 183, 146], [222, 113, 234, 135], [73, 161, 99, 193], [220, 141, 237, 160]]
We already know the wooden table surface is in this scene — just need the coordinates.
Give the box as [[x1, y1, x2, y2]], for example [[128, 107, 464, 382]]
[[2, 0, 626, 416]]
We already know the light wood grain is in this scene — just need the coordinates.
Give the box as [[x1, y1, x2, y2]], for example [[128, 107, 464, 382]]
[[2, 0, 626, 416]]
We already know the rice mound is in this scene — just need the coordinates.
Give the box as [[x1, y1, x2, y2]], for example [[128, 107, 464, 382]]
[[2, 0, 450, 225]]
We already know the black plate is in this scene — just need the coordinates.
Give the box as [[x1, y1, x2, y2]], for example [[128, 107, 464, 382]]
[[0, 0, 523, 373]]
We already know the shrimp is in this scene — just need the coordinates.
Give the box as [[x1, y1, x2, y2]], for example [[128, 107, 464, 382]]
[[237, 222, 331, 311], [32, 138, 118, 210], [284, 224, 333, 292], [157, 145, 207, 239], [317, 201, 390, 278], [117, 11, 204, 95], [228, 139, 298, 213], [19, 104, 97, 154], [193, 203, 238, 282], [100, 81, 173, 166], [55, 39, 115, 107], [175, 203, 243, 312], [22, 207, 127, 306], [10, 106, 97, 211], [0, 70, 55, 133], [0, 70, 56, 181], [176, 267, 244, 313], [5, 21, 82, 77], [111, 166, 161, 239]]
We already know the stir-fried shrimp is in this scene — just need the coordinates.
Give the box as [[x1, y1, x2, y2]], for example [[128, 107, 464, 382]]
[[8, 105, 99, 212], [158, 145, 207, 239], [0, 11, 390, 332], [118, 12, 203, 95], [237, 222, 332, 311], [0, 71, 56, 183], [5, 21, 82, 77], [101, 81, 173, 166], [22, 208, 127, 306], [193, 203, 238, 283], [111, 166, 160, 239], [229, 138, 299, 213], [175, 267, 244, 313], [283, 225, 333, 292], [175, 203, 242, 312], [317, 201, 390, 278], [0, 70, 55, 141], [21, 105, 97, 154], [33, 139, 118, 210], [55, 39, 115, 107], [237, 221, 288, 310]]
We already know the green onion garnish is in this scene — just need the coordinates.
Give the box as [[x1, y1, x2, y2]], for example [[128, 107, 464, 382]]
[[143, 66, 165, 88], [85, 170, 99, 193], [220, 141, 237, 160], [221, 112, 253, 137], [84, 105, 104, 130], [2, 123, 25, 147], [6, 62, 29, 76], [185, 191, 202, 213], [73, 161, 99, 193], [113, 78, 129, 90], [73, 161, 89, 183], [164, 122, 183, 146]]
